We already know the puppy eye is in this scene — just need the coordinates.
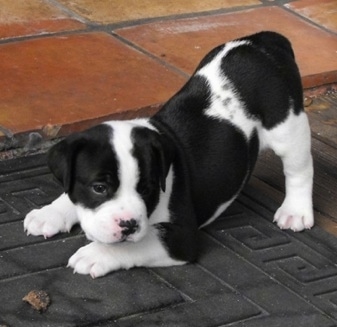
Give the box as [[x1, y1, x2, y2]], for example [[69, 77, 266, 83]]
[[138, 185, 151, 197], [92, 183, 107, 195]]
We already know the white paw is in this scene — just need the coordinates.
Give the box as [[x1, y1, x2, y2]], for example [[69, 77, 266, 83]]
[[24, 205, 73, 238], [274, 201, 314, 232], [68, 243, 120, 278]]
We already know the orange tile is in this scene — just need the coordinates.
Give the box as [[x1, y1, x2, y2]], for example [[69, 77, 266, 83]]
[[286, 0, 337, 34], [57, 0, 260, 24], [117, 6, 337, 88], [0, 0, 85, 39], [0, 33, 186, 135]]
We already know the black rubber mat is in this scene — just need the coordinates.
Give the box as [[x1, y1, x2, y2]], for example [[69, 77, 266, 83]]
[[1, 153, 337, 327]]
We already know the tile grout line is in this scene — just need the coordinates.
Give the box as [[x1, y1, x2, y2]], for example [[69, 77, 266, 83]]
[[45, 0, 92, 25], [0, 3, 266, 45], [0, 126, 13, 139], [0, 233, 85, 254], [281, 4, 337, 37], [148, 268, 195, 303], [48, 1, 266, 29], [195, 261, 270, 319], [0, 265, 66, 283], [111, 32, 190, 80]]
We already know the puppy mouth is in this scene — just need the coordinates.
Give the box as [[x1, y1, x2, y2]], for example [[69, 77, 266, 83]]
[[84, 219, 144, 244], [119, 235, 131, 243], [89, 230, 141, 244], [120, 231, 140, 243]]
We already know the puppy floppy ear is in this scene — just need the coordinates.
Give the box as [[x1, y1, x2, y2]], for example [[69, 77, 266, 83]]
[[47, 138, 85, 193], [153, 133, 174, 192], [132, 127, 175, 193]]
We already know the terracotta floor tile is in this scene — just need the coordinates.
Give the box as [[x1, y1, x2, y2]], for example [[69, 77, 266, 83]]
[[0, 32, 186, 135], [0, 0, 85, 39], [58, 0, 260, 24], [117, 6, 337, 88], [286, 0, 337, 34]]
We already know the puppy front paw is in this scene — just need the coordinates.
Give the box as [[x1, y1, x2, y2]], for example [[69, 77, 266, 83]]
[[68, 243, 120, 278], [24, 205, 73, 238], [274, 200, 314, 232]]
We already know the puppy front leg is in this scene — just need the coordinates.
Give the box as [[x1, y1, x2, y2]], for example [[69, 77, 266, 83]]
[[68, 224, 196, 278], [24, 193, 79, 238]]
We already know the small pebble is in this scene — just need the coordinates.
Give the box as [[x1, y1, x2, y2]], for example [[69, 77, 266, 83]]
[[304, 97, 313, 107], [23, 290, 51, 312]]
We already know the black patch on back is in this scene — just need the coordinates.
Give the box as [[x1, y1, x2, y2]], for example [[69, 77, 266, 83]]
[[162, 74, 212, 121], [221, 31, 303, 129]]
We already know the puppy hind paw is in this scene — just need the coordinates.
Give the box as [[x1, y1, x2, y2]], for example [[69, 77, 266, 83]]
[[274, 206, 314, 232]]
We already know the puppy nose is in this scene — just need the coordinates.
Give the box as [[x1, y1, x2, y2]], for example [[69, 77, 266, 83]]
[[119, 219, 139, 236]]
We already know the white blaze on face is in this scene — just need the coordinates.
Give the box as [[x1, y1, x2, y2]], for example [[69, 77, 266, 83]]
[[77, 120, 152, 244]]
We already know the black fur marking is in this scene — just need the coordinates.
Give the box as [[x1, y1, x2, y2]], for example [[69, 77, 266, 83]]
[[221, 31, 303, 129], [150, 118, 199, 262], [48, 124, 120, 209], [222, 84, 231, 91], [131, 127, 174, 217], [222, 97, 232, 106], [149, 32, 301, 261], [153, 74, 253, 226]]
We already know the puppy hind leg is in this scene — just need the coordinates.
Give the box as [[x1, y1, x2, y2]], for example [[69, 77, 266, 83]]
[[262, 112, 314, 232]]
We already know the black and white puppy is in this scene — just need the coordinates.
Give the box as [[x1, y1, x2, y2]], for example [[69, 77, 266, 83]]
[[24, 31, 314, 278]]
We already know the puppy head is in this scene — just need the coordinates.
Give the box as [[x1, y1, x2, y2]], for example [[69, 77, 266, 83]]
[[48, 121, 173, 244]]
